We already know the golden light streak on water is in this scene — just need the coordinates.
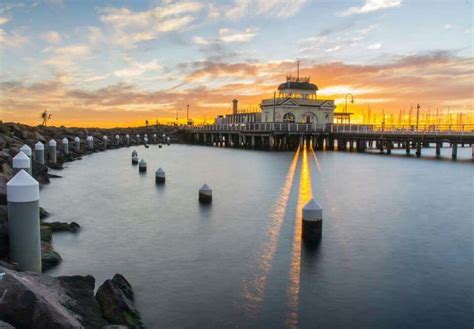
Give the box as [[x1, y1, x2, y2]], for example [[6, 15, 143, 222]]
[[240, 146, 301, 317], [287, 142, 313, 329], [309, 145, 322, 173]]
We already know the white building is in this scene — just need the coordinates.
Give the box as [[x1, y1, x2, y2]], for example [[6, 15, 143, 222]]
[[216, 74, 335, 124], [260, 75, 335, 124]]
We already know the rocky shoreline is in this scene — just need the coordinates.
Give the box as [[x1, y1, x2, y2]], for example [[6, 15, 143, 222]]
[[0, 122, 179, 328]]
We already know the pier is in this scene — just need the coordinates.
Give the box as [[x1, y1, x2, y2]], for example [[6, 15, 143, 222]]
[[185, 123, 474, 159]]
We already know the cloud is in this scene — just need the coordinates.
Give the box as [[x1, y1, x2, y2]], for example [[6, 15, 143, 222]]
[[114, 59, 162, 78], [1, 51, 472, 127], [339, 0, 402, 16], [192, 36, 210, 45], [0, 29, 28, 47], [41, 31, 61, 44], [218, 28, 257, 43], [0, 17, 9, 25], [367, 42, 382, 49], [226, 0, 307, 19], [99, 1, 204, 48]]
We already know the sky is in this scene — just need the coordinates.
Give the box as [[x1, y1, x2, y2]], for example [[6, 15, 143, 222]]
[[0, 0, 472, 127]]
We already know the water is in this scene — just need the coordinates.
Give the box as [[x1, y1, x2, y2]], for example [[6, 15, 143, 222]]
[[42, 144, 473, 329]]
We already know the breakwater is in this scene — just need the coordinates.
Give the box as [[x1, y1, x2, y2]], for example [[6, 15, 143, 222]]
[[0, 122, 181, 328]]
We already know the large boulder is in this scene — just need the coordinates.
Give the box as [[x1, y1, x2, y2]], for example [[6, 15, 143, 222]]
[[96, 274, 144, 328], [0, 266, 108, 328], [43, 221, 80, 233], [41, 241, 61, 272]]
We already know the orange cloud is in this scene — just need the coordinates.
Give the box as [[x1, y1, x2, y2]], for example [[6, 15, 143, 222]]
[[1, 51, 472, 127]]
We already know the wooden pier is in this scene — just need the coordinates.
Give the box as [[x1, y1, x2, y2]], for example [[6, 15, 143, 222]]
[[184, 123, 474, 160]]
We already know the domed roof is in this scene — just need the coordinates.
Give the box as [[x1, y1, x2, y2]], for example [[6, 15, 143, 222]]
[[278, 81, 318, 91]]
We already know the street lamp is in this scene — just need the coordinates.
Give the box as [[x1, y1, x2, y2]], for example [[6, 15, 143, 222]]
[[176, 107, 182, 125], [344, 93, 354, 113]]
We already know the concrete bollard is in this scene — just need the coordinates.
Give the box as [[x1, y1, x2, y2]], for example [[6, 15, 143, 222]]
[[144, 137, 149, 145], [20, 144, 32, 170], [34, 141, 45, 164], [7, 170, 41, 272], [136, 134, 140, 144], [132, 149, 138, 157], [132, 155, 139, 165], [74, 136, 81, 152], [87, 136, 94, 150], [153, 133, 157, 144], [103, 135, 108, 149], [62, 137, 69, 155], [48, 139, 57, 164], [139, 159, 147, 173], [302, 198, 323, 242], [199, 183, 212, 204], [115, 134, 120, 146], [167, 136, 170, 146], [155, 168, 165, 184], [126, 134, 130, 146], [13, 151, 31, 175]]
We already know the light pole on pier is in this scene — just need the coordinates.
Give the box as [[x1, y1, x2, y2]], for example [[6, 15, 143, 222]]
[[416, 104, 420, 131], [344, 93, 354, 113], [273, 91, 276, 123], [186, 104, 190, 125]]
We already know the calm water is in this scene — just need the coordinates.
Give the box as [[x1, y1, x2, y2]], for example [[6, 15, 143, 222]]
[[42, 144, 473, 329]]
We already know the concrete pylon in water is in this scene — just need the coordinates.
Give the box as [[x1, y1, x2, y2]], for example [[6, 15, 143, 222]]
[[7, 170, 41, 272], [62, 137, 69, 155], [139, 159, 147, 172], [19, 144, 32, 171], [13, 151, 31, 175], [48, 139, 57, 164], [199, 183, 212, 204], [34, 142, 44, 164], [155, 168, 165, 184], [87, 136, 94, 150], [74, 136, 81, 152], [302, 198, 323, 242]]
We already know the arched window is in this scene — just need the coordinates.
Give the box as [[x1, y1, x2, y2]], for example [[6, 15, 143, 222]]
[[301, 112, 318, 124], [283, 112, 296, 123]]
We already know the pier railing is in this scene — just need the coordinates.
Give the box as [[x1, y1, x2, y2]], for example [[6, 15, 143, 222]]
[[189, 123, 474, 135]]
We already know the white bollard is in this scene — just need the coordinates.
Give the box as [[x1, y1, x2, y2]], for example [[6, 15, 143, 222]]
[[115, 134, 120, 146], [153, 133, 157, 144], [62, 137, 69, 155], [7, 170, 41, 272], [34, 141, 44, 164], [103, 135, 108, 149], [139, 159, 147, 172], [13, 151, 31, 175], [136, 134, 140, 144], [166, 136, 171, 146], [155, 168, 165, 184], [132, 155, 138, 165], [74, 136, 81, 152], [20, 144, 32, 170], [302, 198, 323, 242], [126, 134, 130, 146], [48, 139, 57, 164], [144, 137, 149, 145], [199, 183, 212, 204], [87, 136, 94, 150]]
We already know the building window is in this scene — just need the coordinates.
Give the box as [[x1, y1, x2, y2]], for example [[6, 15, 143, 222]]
[[302, 112, 318, 124], [283, 112, 296, 123]]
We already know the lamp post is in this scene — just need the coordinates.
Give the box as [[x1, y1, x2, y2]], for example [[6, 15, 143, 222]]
[[273, 91, 276, 123], [176, 108, 182, 125], [416, 103, 420, 131], [344, 93, 354, 124]]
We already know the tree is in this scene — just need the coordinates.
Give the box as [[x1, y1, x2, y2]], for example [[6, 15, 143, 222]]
[[145, 120, 149, 126]]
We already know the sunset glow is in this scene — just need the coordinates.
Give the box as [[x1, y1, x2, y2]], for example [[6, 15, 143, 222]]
[[0, 1, 472, 127]]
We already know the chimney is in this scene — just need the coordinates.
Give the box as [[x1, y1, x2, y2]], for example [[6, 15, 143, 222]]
[[232, 99, 238, 114]]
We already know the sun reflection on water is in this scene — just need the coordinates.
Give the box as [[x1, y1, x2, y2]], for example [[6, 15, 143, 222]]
[[240, 146, 301, 317], [287, 142, 313, 328]]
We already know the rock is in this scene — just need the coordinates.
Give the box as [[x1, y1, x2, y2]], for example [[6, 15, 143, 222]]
[[1, 164, 12, 181], [0, 320, 15, 328], [102, 326, 129, 329], [41, 241, 62, 272], [39, 207, 50, 220], [40, 226, 52, 242], [0, 266, 107, 328], [0, 260, 17, 271], [0, 207, 7, 257], [96, 274, 144, 328], [32, 160, 49, 185], [0, 176, 6, 206], [43, 221, 80, 233]]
